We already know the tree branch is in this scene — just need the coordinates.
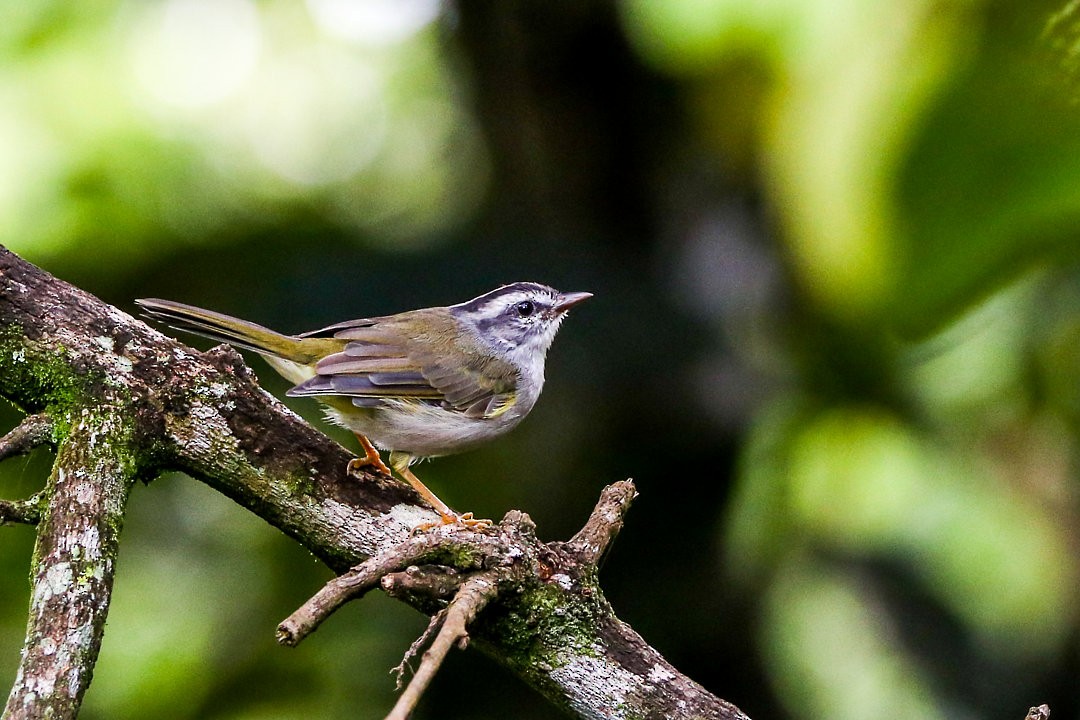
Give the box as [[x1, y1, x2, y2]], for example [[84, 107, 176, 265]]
[[277, 529, 490, 646], [0, 246, 750, 720], [5, 412, 136, 719], [0, 414, 53, 527], [1025, 705, 1050, 720], [566, 479, 636, 564], [386, 569, 501, 720], [0, 414, 52, 461], [0, 495, 42, 526]]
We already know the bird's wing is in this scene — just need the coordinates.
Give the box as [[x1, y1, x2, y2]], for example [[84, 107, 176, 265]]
[[287, 311, 519, 419]]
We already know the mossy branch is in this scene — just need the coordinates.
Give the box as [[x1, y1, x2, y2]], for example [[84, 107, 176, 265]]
[[5, 413, 136, 719], [0, 246, 749, 720]]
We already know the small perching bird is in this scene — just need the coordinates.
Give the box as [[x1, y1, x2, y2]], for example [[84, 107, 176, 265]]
[[136, 282, 591, 526]]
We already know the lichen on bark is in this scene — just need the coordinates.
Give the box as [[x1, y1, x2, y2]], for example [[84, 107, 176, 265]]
[[7, 409, 137, 720]]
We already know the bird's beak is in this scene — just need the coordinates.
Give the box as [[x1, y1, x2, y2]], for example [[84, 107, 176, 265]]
[[555, 291, 593, 313]]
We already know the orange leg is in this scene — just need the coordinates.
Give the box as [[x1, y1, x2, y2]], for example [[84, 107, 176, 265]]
[[347, 433, 392, 477], [390, 455, 492, 531], [346, 440, 491, 530], [395, 463, 457, 523]]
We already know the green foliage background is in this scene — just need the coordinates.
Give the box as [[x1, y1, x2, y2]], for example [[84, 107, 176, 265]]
[[3, 1, 1080, 718]]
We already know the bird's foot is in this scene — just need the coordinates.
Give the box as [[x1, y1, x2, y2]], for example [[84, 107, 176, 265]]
[[412, 511, 494, 534], [347, 433, 393, 477], [449, 512, 494, 530], [346, 453, 392, 478]]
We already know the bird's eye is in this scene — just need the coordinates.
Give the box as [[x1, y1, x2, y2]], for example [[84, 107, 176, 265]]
[[514, 300, 536, 318]]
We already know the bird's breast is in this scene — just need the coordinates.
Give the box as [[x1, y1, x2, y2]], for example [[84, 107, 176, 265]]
[[322, 397, 535, 459]]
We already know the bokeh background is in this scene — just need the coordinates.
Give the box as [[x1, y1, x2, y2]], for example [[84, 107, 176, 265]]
[[4, 0, 1080, 718]]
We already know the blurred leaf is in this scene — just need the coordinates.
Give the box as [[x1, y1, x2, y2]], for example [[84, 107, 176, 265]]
[[764, 559, 947, 720], [894, 18, 1080, 336], [731, 403, 1077, 654]]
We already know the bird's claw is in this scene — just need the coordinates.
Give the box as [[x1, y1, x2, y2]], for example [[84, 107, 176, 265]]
[[346, 454, 392, 478], [411, 511, 494, 535]]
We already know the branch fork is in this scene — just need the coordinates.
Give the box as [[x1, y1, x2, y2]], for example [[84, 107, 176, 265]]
[[278, 480, 638, 720]]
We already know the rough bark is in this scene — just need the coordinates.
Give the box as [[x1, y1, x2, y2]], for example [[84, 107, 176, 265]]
[[0, 246, 749, 720], [5, 415, 134, 719]]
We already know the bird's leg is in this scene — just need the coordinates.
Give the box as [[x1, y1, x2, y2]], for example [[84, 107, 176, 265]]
[[347, 433, 392, 477], [389, 452, 491, 530], [395, 465, 456, 523]]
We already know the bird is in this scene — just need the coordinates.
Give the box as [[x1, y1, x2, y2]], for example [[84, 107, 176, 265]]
[[136, 282, 591, 527]]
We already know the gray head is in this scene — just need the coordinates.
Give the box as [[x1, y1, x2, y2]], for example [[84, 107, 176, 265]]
[[452, 282, 591, 368]]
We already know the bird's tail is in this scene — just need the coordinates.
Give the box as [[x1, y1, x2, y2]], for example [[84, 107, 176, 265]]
[[135, 298, 325, 365]]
